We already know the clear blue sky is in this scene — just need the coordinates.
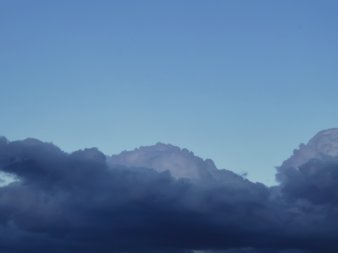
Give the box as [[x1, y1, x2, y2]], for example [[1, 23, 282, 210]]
[[1, 0, 337, 185]]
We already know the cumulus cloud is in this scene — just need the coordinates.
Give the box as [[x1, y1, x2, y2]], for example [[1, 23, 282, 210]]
[[277, 157, 338, 204], [0, 137, 338, 253], [108, 142, 246, 185]]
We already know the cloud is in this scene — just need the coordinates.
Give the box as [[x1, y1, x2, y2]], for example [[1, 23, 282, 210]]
[[0, 137, 338, 253], [107, 142, 243, 184], [277, 157, 338, 204]]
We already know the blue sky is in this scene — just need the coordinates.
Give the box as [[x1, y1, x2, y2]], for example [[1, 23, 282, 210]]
[[1, 0, 337, 185]]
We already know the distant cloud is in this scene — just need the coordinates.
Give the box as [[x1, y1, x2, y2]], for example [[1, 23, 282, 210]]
[[0, 136, 337, 253], [108, 142, 245, 184]]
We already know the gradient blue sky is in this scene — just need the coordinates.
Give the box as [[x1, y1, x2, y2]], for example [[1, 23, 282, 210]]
[[1, 0, 337, 185]]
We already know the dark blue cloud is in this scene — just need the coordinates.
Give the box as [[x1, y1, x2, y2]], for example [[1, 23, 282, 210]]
[[0, 137, 337, 253]]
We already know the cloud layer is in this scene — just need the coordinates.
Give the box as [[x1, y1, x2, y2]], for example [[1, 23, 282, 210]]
[[0, 137, 338, 253]]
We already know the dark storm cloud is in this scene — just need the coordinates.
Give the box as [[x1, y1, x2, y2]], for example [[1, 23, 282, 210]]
[[277, 157, 338, 205], [0, 138, 338, 253]]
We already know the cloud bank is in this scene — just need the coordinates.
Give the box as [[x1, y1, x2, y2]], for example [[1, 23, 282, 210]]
[[0, 136, 338, 253]]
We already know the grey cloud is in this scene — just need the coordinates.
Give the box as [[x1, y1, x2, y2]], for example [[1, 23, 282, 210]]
[[0, 136, 337, 253]]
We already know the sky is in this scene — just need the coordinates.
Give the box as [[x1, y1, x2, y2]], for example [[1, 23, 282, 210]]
[[1, 0, 338, 185]]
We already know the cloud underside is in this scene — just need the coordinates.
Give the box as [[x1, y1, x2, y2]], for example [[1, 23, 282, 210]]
[[0, 138, 338, 253]]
